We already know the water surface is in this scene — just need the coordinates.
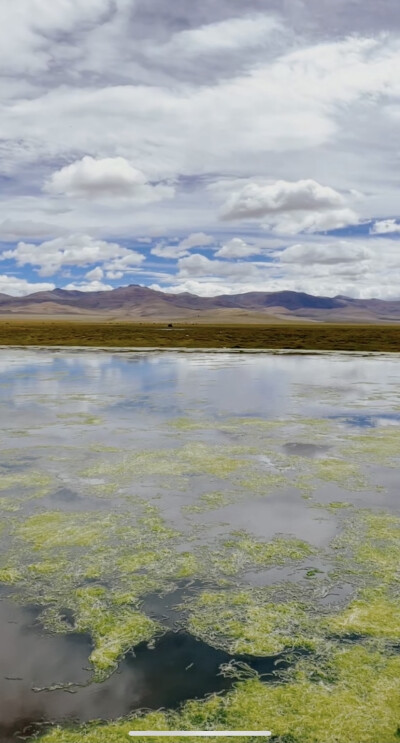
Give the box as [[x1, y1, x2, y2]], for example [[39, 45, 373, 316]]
[[0, 350, 399, 740]]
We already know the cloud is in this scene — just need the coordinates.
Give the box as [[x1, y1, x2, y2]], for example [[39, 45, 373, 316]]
[[63, 280, 113, 292], [0, 219, 64, 242], [103, 253, 145, 273], [177, 253, 263, 280], [1, 235, 145, 277], [148, 234, 400, 300], [0, 0, 111, 75], [221, 179, 345, 220], [216, 238, 261, 259], [85, 266, 104, 281], [44, 156, 175, 203], [0, 275, 55, 297], [157, 15, 281, 58], [263, 209, 360, 236], [278, 240, 373, 264], [370, 219, 400, 234], [1, 3, 400, 297], [151, 233, 214, 259], [217, 178, 360, 235], [220, 179, 359, 235]]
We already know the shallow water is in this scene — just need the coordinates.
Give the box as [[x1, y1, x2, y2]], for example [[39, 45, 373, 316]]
[[0, 598, 288, 742], [0, 350, 399, 740]]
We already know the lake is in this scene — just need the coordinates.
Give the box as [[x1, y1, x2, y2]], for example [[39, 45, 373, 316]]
[[0, 349, 399, 743]]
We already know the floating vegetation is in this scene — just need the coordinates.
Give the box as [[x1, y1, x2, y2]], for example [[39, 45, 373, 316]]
[[187, 588, 316, 655], [73, 586, 159, 678], [209, 533, 316, 576], [0, 496, 21, 512], [57, 413, 103, 426], [0, 469, 53, 497], [0, 566, 21, 584], [313, 457, 367, 491], [0, 351, 400, 742], [343, 425, 400, 467], [82, 442, 251, 482], [183, 490, 232, 514], [325, 587, 400, 641], [37, 645, 400, 743]]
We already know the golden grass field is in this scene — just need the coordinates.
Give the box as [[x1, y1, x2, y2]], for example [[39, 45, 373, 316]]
[[0, 318, 400, 351]]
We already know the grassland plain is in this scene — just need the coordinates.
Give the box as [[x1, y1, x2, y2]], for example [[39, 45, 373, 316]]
[[0, 319, 400, 351]]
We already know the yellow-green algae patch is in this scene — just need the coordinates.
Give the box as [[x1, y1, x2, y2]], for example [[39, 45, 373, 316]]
[[0, 505, 182, 675], [182, 491, 234, 514], [331, 509, 400, 586], [0, 566, 21, 584], [82, 443, 249, 481], [0, 496, 21, 512], [313, 457, 367, 491], [36, 646, 400, 743], [325, 587, 400, 640], [0, 469, 53, 497], [209, 533, 316, 576], [187, 589, 316, 655], [343, 425, 400, 467], [73, 586, 159, 678], [166, 416, 286, 433], [57, 413, 103, 426]]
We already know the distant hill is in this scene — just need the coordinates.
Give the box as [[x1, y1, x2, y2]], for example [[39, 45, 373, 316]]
[[0, 285, 400, 323]]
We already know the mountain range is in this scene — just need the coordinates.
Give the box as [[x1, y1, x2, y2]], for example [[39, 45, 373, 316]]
[[0, 286, 400, 323]]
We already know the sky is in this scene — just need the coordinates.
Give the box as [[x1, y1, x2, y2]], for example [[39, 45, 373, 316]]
[[1, 0, 400, 299]]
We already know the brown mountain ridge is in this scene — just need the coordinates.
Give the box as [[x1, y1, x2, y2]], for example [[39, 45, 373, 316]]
[[0, 286, 400, 323]]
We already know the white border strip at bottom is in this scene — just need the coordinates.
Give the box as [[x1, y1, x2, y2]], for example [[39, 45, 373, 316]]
[[129, 733, 271, 737]]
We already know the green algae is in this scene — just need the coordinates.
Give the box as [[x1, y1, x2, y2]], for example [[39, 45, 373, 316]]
[[57, 413, 103, 425], [0, 406, 397, 742], [167, 417, 285, 433], [36, 646, 400, 743], [343, 425, 400, 467], [331, 509, 400, 586], [313, 457, 367, 491], [183, 491, 232, 514], [0, 506, 180, 675], [167, 417, 210, 431], [325, 587, 400, 641], [82, 443, 248, 481], [187, 589, 315, 656], [239, 471, 291, 494], [0, 469, 53, 497], [314, 501, 352, 512], [0, 496, 21, 512], [73, 586, 159, 678], [213, 533, 316, 576], [17, 512, 123, 550], [0, 566, 21, 584]]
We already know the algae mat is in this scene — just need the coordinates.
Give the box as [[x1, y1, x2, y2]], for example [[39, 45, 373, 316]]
[[0, 349, 399, 743]]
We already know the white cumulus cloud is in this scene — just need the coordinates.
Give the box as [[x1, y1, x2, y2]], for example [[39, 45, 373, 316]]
[[278, 240, 372, 265], [44, 156, 175, 203], [216, 238, 261, 259], [218, 178, 360, 235], [85, 266, 104, 281], [64, 280, 113, 292], [151, 232, 214, 259], [370, 219, 400, 234], [0, 276, 55, 297], [1, 234, 145, 277]]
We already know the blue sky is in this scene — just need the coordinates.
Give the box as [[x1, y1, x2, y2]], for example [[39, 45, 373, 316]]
[[1, 0, 400, 298]]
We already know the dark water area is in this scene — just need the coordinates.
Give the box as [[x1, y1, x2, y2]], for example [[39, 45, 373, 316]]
[[0, 599, 286, 742]]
